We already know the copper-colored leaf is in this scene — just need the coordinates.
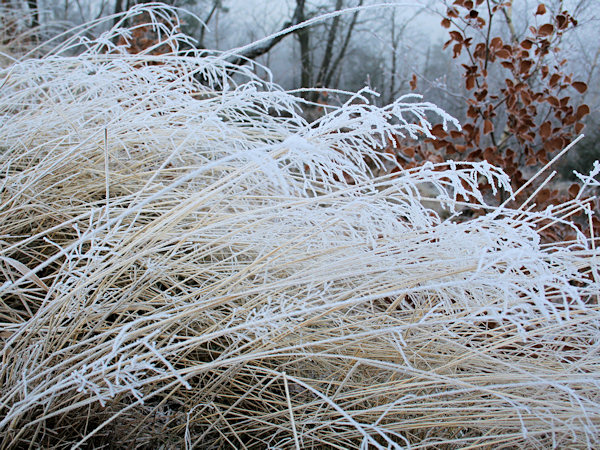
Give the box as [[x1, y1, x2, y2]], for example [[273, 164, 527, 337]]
[[538, 23, 554, 36], [556, 14, 568, 29], [520, 59, 533, 74], [430, 124, 448, 139], [449, 31, 463, 42], [402, 147, 415, 158], [441, 18, 451, 28], [564, 114, 576, 125], [490, 37, 503, 49], [568, 183, 581, 197], [575, 104, 590, 120], [536, 4, 547, 15], [410, 73, 418, 91], [540, 121, 551, 139], [575, 122, 585, 134], [453, 42, 463, 58], [572, 81, 588, 94], [483, 120, 493, 135], [465, 75, 475, 90], [549, 73, 561, 87], [483, 147, 494, 160], [520, 39, 533, 49], [470, 149, 482, 159], [496, 48, 510, 59], [467, 105, 479, 118], [537, 188, 550, 203], [547, 96, 560, 107]]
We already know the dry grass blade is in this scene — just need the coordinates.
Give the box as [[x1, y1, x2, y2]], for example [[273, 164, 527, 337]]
[[0, 4, 599, 449]]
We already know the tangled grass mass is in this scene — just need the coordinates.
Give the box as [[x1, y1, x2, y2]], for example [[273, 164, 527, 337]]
[[1, 4, 599, 448]]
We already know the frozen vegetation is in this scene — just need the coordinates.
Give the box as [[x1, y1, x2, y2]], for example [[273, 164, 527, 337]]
[[0, 4, 599, 448]]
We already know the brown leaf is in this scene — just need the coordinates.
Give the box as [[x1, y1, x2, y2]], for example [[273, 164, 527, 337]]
[[449, 31, 463, 42], [402, 147, 415, 158], [490, 37, 503, 50], [575, 104, 590, 120], [470, 149, 483, 159], [483, 120, 493, 135], [430, 124, 448, 138], [538, 23, 555, 36], [537, 189, 550, 203], [521, 39, 533, 49], [520, 59, 533, 74], [556, 14, 568, 29], [453, 43, 463, 58], [496, 48, 510, 59], [572, 81, 588, 94], [410, 74, 418, 91], [547, 96, 560, 107], [564, 114, 576, 125], [568, 183, 581, 197], [536, 4, 547, 15], [441, 18, 451, 28], [483, 147, 495, 160], [575, 122, 585, 134], [549, 73, 561, 87], [540, 121, 551, 139], [465, 75, 476, 90]]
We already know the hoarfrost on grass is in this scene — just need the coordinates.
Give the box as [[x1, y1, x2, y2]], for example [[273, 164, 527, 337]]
[[0, 3, 599, 448]]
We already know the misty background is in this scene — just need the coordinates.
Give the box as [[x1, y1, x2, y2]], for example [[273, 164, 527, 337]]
[[12, 0, 600, 174]]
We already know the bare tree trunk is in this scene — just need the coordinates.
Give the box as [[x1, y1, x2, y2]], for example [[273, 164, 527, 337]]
[[198, 0, 221, 48], [389, 8, 397, 104], [113, 0, 125, 28], [27, 0, 39, 28], [323, 0, 363, 88], [315, 0, 343, 88], [295, 0, 312, 97]]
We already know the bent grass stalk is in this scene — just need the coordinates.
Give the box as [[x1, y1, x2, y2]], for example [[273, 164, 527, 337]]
[[0, 4, 599, 448]]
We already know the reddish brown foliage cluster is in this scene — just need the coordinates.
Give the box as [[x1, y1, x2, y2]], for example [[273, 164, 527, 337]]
[[116, 12, 178, 57], [394, 1, 598, 241]]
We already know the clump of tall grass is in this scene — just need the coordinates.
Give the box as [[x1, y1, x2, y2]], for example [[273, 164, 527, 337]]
[[1, 4, 599, 448]]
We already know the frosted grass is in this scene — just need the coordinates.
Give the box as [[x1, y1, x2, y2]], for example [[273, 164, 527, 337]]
[[0, 4, 599, 448]]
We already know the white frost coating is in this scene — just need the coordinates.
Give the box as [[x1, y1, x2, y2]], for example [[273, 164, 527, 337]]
[[0, 3, 598, 448]]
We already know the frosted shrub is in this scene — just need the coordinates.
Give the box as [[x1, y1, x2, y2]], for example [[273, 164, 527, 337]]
[[0, 4, 598, 448]]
